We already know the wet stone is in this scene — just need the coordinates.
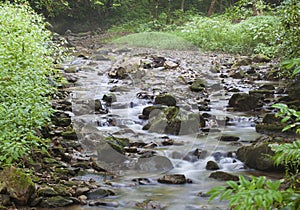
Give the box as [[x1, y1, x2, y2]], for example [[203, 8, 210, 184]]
[[157, 174, 187, 184], [132, 178, 156, 185], [40, 196, 73, 208], [206, 160, 220, 171], [219, 135, 240, 142], [209, 171, 239, 181], [154, 93, 176, 106], [89, 200, 119, 207], [87, 188, 115, 199]]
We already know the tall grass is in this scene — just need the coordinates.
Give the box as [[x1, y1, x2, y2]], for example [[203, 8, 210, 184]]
[[178, 15, 282, 56]]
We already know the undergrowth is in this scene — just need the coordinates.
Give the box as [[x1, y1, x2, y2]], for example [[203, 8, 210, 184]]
[[0, 2, 57, 166]]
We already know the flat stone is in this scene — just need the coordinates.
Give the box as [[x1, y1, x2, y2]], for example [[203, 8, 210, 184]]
[[209, 171, 238, 181], [157, 174, 187, 184]]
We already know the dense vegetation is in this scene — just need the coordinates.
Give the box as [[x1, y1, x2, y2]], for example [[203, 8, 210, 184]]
[[0, 2, 57, 166]]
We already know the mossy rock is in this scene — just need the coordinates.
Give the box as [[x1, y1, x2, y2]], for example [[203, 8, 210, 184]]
[[189, 79, 206, 92], [40, 196, 73, 208], [144, 107, 202, 135], [228, 93, 260, 111], [252, 54, 271, 63], [61, 129, 77, 140], [236, 142, 284, 172], [209, 171, 238, 181], [105, 136, 130, 154], [154, 93, 176, 106], [0, 166, 35, 205], [142, 106, 166, 119]]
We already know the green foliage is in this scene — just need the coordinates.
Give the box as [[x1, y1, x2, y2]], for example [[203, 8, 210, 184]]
[[277, 0, 300, 58], [112, 32, 195, 50], [0, 2, 56, 166], [208, 175, 285, 209], [272, 103, 300, 133], [270, 141, 300, 182], [179, 15, 281, 56], [279, 58, 300, 78]]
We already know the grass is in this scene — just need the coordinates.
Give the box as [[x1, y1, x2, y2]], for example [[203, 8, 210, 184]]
[[112, 32, 197, 50]]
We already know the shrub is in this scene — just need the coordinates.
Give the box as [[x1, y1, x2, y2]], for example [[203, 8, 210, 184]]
[[0, 2, 56, 166]]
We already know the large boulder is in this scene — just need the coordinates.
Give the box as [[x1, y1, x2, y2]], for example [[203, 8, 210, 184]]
[[143, 106, 204, 135], [0, 166, 35, 205], [236, 142, 283, 172], [228, 93, 260, 111]]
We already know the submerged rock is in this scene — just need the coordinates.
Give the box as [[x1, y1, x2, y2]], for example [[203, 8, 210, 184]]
[[136, 156, 173, 173]]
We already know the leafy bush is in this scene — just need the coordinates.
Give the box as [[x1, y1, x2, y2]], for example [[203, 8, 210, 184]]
[[277, 0, 300, 58], [208, 175, 300, 210], [272, 103, 300, 133], [279, 58, 300, 78], [0, 2, 56, 166], [179, 15, 281, 56]]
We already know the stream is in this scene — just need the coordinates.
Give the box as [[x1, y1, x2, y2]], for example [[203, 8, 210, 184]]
[[59, 45, 282, 210]]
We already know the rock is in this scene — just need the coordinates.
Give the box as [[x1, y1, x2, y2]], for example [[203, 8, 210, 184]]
[[209, 171, 238, 181], [51, 111, 71, 127], [189, 79, 206, 92], [152, 56, 166, 68], [255, 113, 285, 134], [233, 56, 252, 67], [102, 93, 117, 104], [0, 194, 10, 206], [136, 156, 173, 173], [141, 106, 166, 119], [89, 200, 119, 207], [108, 67, 127, 79], [252, 54, 271, 63], [40, 196, 73, 208], [87, 188, 115, 199], [64, 66, 78, 73], [136, 199, 166, 209], [109, 57, 141, 79], [37, 187, 58, 196], [75, 187, 90, 196], [229, 69, 245, 79], [154, 93, 176, 106], [143, 106, 202, 135], [61, 129, 77, 140], [287, 81, 300, 100], [95, 99, 102, 111], [132, 178, 156, 185], [157, 174, 187, 184], [228, 93, 260, 111], [219, 135, 240, 142], [0, 166, 35, 205], [164, 60, 179, 69], [236, 142, 283, 172], [206, 161, 220, 170]]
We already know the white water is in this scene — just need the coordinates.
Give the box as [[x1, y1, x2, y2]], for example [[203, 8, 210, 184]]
[[61, 48, 278, 209]]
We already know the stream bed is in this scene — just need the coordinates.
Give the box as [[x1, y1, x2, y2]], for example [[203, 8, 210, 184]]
[[58, 45, 283, 210]]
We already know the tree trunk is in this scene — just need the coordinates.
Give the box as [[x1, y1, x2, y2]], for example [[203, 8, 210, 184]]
[[207, 0, 216, 17], [181, 0, 185, 11], [154, 0, 159, 20], [167, 0, 171, 24]]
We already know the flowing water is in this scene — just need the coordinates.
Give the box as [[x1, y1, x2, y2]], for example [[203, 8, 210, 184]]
[[60, 46, 280, 209]]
